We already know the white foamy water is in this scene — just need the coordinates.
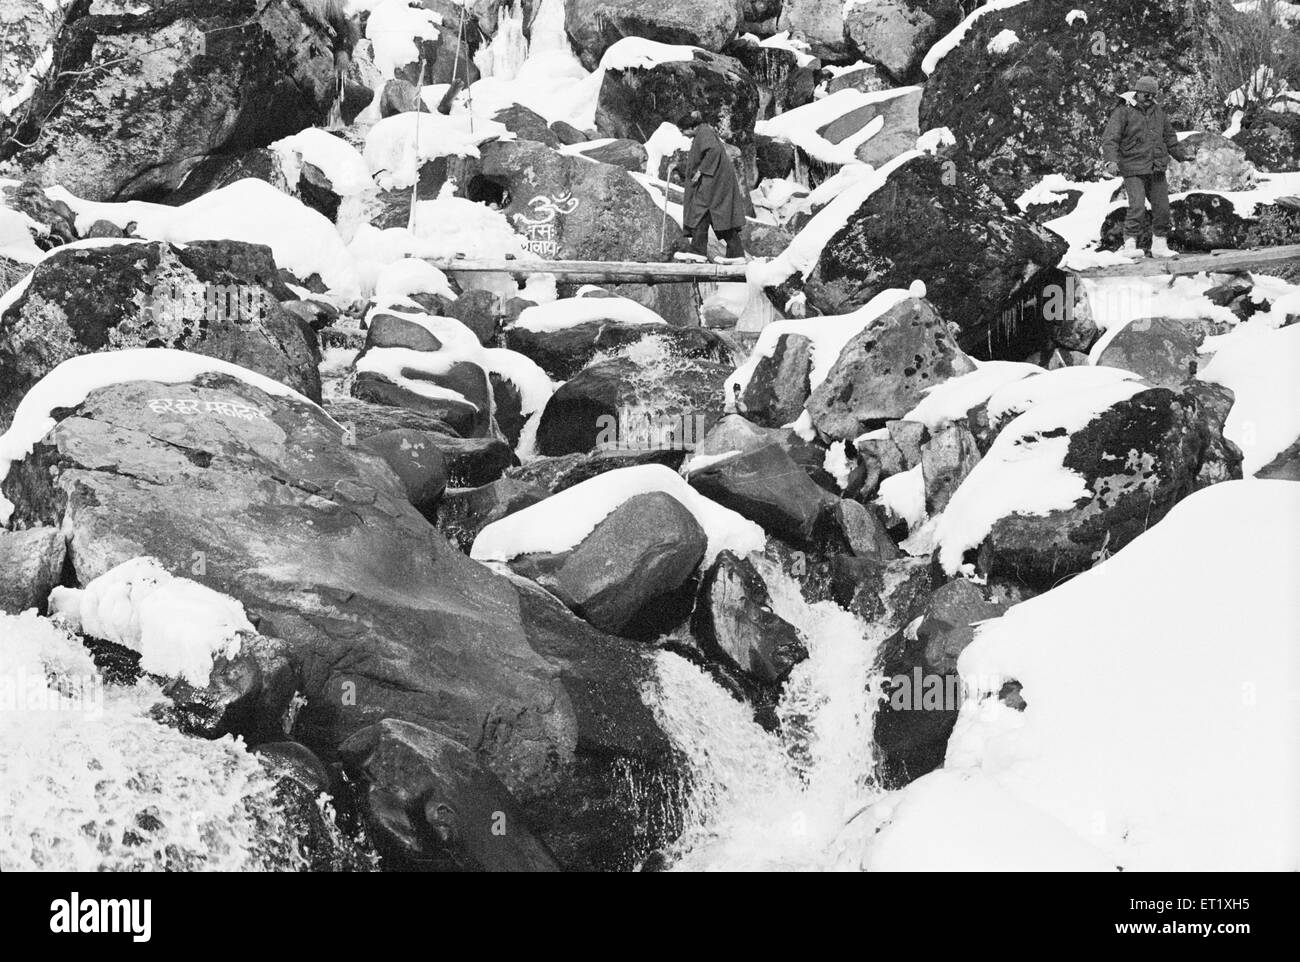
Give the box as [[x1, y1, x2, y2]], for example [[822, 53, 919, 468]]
[[645, 557, 890, 871], [0, 611, 302, 871]]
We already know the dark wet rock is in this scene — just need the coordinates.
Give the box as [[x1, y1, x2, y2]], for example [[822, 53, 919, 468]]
[[738, 332, 813, 427], [692, 550, 807, 684], [687, 442, 837, 543], [437, 478, 550, 553], [357, 428, 450, 520], [339, 718, 560, 872]]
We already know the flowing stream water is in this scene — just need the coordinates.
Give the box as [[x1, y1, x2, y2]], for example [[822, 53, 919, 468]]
[[644, 556, 891, 871]]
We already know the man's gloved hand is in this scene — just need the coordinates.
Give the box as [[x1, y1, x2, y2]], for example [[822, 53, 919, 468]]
[[1100, 160, 1120, 177]]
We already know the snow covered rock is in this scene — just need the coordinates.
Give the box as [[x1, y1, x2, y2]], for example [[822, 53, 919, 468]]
[[477, 139, 683, 262], [2, 364, 679, 870], [508, 490, 707, 636], [0, 525, 65, 614], [0, 0, 342, 201], [757, 86, 922, 173], [493, 103, 561, 147], [352, 353, 494, 438], [595, 46, 759, 164], [535, 350, 731, 456], [843, 0, 946, 81], [805, 297, 978, 441], [938, 381, 1243, 588], [804, 154, 1066, 328], [691, 550, 807, 684], [726, 36, 818, 121], [869, 480, 1300, 871], [0, 240, 319, 430], [1095, 316, 1202, 388], [918, 0, 1235, 202], [564, 0, 745, 68], [339, 718, 559, 872], [1, 180, 77, 250], [569, 138, 650, 171]]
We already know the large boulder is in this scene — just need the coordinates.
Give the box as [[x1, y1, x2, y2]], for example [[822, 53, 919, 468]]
[[844, 0, 949, 81], [807, 155, 1066, 327], [0, 240, 318, 429], [919, 0, 1237, 202], [777, 0, 853, 61], [3, 370, 680, 869], [0, 0, 342, 200], [565, 0, 744, 67], [535, 353, 731, 456], [805, 297, 978, 440], [595, 47, 759, 161], [476, 139, 681, 263], [507, 491, 707, 636], [691, 550, 807, 684], [964, 383, 1244, 589], [687, 443, 837, 543]]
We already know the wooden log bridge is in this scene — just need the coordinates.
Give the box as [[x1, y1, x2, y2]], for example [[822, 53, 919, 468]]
[[426, 257, 752, 285], [1072, 244, 1300, 278]]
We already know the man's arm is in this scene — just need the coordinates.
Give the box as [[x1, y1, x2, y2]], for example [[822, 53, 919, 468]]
[[1100, 106, 1125, 164], [1163, 111, 1188, 161]]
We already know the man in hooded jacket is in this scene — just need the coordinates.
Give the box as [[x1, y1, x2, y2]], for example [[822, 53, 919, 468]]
[[675, 112, 750, 264], [1101, 74, 1189, 258]]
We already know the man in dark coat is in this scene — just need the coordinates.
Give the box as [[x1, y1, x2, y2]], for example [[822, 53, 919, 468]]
[[675, 112, 750, 264], [1101, 74, 1189, 258]]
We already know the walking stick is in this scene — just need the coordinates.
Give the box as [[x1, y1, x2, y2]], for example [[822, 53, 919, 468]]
[[660, 164, 677, 255]]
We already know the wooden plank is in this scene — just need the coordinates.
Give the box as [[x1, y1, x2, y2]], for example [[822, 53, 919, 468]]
[[426, 257, 751, 284], [1072, 244, 1300, 278]]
